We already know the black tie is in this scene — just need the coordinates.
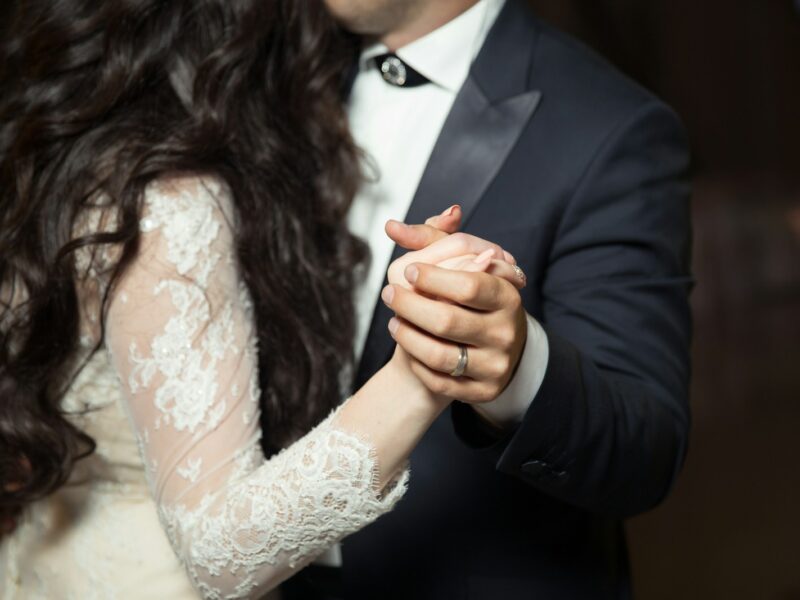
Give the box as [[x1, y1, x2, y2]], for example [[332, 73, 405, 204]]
[[373, 53, 431, 88]]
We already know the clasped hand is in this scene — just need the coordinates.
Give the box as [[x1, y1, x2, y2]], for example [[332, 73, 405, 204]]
[[382, 207, 528, 405]]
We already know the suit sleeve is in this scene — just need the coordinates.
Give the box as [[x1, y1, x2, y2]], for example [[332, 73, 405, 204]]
[[452, 100, 693, 518]]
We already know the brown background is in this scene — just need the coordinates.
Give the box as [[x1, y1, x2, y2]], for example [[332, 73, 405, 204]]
[[526, 0, 800, 598]]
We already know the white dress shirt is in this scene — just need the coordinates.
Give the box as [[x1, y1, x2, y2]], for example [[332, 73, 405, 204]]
[[347, 0, 549, 427]]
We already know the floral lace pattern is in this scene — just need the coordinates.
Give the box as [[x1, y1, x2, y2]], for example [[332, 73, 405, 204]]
[[95, 177, 409, 598]]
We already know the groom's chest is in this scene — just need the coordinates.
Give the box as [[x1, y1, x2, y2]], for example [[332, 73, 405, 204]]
[[347, 75, 460, 359]]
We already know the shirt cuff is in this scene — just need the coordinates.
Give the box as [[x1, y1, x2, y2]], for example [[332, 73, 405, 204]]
[[473, 313, 549, 427]]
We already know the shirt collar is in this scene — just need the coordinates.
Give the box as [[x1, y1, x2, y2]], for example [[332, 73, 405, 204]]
[[359, 0, 505, 93]]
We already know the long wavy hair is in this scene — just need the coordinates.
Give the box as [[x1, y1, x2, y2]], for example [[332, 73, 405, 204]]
[[0, 0, 367, 512]]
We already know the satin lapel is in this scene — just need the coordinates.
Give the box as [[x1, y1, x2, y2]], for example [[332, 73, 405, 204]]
[[354, 0, 543, 388], [402, 83, 542, 232]]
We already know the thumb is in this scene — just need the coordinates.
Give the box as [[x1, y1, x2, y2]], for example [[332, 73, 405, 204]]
[[424, 204, 461, 233], [385, 221, 450, 251], [385, 205, 462, 251]]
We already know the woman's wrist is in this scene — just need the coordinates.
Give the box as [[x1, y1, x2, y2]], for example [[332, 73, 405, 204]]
[[336, 346, 452, 488], [383, 347, 452, 415]]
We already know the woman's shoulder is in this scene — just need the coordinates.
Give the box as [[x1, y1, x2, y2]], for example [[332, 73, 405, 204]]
[[138, 174, 237, 284], [71, 173, 238, 310], [143, 174, 233, 227]]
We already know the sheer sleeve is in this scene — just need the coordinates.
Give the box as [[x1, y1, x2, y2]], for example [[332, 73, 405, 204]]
[[104, 177, 408, 599]]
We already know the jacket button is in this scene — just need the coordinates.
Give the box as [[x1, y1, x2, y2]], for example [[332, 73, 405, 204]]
[[522, 460, 547, 477], [522, 460, 569, 484]]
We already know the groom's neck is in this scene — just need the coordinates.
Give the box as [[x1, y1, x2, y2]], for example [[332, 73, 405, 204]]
[[378, 0, 480, 51]]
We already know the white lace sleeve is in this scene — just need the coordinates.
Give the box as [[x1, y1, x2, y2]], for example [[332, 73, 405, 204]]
[[104, 177, 408, 599]]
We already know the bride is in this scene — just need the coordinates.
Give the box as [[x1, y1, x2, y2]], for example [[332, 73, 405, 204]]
[[0, 1, 522, 598]]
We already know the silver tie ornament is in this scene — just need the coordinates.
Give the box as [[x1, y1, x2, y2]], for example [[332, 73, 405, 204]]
[[373, 53, 431, 88], [380, 55, 408, 87]]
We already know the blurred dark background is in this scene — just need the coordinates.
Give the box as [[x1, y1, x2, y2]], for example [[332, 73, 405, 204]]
[[526, 0, 800, 598]]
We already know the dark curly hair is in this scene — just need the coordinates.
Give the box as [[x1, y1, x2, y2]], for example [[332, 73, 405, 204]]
[[0, 0, 367, 511]]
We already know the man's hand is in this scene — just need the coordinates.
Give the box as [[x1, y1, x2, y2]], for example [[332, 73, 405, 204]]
[[383, 219, 529, 404], [382, 263, 527, 404]]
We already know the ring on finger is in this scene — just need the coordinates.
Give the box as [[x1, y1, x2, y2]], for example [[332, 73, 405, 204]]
[[450, 345, 469, 377]]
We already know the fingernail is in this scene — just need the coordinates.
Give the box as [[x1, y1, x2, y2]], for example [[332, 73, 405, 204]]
[[387, 219, 407, 228], [441, 204, 460, 217], [381, 285, 395, 305], [388, 317, 399, 335], [473, 249, 494, 264], [405, 264, 419, 284], [505, 251, 517, 265]]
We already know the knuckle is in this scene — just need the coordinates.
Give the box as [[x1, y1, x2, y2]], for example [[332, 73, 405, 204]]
[[500, 354, 514, 375], [474, 384, 497, 404], [486, 387, 501, 403], [458, 277, 482, 303], [504, 327, 519, 350], [429, 377, 451, 396], [505, 286, 522, 309], [492, 324, 516, 351], [433, 311, 457, 337], [450, 232, 468, 253], [430, 346, 452, 371], [488, 282, 504, 306], [490, 354, 512, 379]]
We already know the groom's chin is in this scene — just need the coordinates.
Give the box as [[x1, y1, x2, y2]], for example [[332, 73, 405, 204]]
[[322, 0, 413, 37]]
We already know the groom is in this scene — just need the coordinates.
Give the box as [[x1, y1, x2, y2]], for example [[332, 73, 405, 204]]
[[288, 0, 692, 598]]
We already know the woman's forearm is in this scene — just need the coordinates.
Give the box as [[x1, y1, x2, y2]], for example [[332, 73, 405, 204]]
[[335, 349, 450, 488]]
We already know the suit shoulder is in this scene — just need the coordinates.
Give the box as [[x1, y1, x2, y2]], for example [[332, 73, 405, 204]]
[[530, 18, 683, 137]]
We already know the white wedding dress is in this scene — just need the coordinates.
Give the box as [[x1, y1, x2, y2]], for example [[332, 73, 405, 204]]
[[0, 177, 408, 599]]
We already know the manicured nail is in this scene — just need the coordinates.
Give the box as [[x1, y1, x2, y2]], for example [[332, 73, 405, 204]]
[[442, 204, 460, 217], [505, 251, 517, 265], [405, 264, 419, 284], [387, 219, 407, 228], [381, 285, 395, 305], [388, 317, 399, 335], [473, 249, 494, 264]]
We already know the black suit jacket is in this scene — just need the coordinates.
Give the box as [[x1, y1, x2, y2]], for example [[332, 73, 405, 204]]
[[337, 2, 692, 598]]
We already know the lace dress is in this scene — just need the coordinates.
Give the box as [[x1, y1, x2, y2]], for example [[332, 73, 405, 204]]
[[0, 177, 408, 599]]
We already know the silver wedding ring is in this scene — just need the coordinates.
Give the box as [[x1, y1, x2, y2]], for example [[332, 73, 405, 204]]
[[450, 345, 469, 378]]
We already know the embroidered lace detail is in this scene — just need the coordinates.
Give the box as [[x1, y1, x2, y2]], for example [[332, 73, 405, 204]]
[[161, 409, 408, 599], [94, 177, 409, 598]]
